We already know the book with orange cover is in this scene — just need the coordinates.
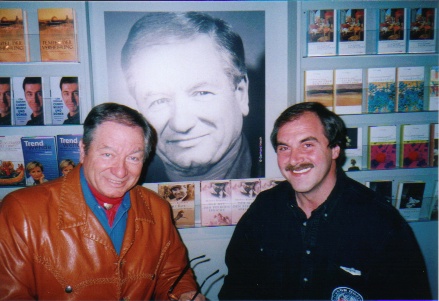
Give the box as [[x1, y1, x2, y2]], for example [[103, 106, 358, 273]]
[[0, 8, 29, 62]]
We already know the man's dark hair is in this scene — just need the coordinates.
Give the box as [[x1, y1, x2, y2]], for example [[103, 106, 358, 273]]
[[22, 77, 41, 90], [270, 102, 347, 166], [0, 77, 11, 85], [59, 77, 78, 90], [121, 12, 247, 94], [82, 102, 156, 161]]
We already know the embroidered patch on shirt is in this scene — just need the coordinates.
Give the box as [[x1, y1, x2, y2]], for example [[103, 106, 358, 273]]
[[340, 265, 362, 276], [331, 286, 364, 301]]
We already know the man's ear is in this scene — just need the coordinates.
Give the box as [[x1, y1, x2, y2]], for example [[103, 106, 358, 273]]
[[234, 75, 249, 117], [331, 145, 341, 160], [79, 139, 85, 163]]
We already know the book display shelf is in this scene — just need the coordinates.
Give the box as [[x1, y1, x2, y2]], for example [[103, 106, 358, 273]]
[[0, 1, 91, 197], [290, 0, 438, 221]]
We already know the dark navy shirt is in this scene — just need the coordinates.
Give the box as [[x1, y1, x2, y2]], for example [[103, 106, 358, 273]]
[[219, 169, 431, 300]]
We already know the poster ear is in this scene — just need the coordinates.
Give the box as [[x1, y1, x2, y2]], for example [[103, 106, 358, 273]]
[[235, 75, 249, 117]]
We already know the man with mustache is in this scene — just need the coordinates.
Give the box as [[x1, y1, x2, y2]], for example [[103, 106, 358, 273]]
[[219, 102, 431, 300]]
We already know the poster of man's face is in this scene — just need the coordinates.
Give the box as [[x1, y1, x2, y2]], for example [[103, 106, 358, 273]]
[[104, 11, 265, 183]]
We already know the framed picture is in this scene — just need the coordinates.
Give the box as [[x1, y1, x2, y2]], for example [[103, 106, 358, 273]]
[[88, 2, 288, 183]]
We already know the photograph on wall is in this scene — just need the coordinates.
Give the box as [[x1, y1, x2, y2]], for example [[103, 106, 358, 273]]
[[102, 11, 265, 183]]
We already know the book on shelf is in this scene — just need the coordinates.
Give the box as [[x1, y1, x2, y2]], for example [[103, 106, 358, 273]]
[[0, 8, 29, 63], [378, 8, 406, 54], [231, 179, 260, 225], [366, 180, 393, 205], [395, 181, 426, 221], [158, 182, 195, 228], [408, 8, 436, 53], [21, 136, 58, 186], [307, 9, 336, 56], [396, 66, 425, 112], [366, 68, 396, 113], [200, 180, 232, 227], [338, 9, 366, 55], [56, 134, 82, 177], [0, 136, 25, 187], [368, 125, 397, 170], [260, 177, 284, 192], [400, 124, 429, 168], [12, 77, 47, 126], [430, 180, 438, 220], [50, 76, 80, 125], [430, 123, 438, 167], [304, 70, 334, 111], [429, 66, 439, 111], [334, 68, 363, 114], [38, 8, 78, 62], [0, 77, 12, 126], [343, 127, 363, 172]]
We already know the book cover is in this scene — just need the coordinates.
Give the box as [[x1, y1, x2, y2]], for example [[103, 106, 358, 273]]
[[408, 8, 436, 53], [50, 76, 80, 125], [12, 77, 46, 126], [307, 9, 336, 56], [0, 77, 12, 126], [429, 66, 439, 111], [304, 70, 334, 110], [368, 125, 397, 170], [56, 134, 81, 177], [367, 68, 396, 113], [343, 127, 363, 172], [400, 124, 429, 168], [158, 182, 195, 228], [260, 178, 284, 192], [334, 69, 363, 114], [397, 66, 425, 112], [200, 180, 232, 227], [0, 8, 28, 62], [395, 181, 426, 221], [38, 8, 78, 62], [366, 180, 393, 204], [231, 179, 260, 225], [338, 9, 365, 55], [378, 8, 406, 54], [21, 136, 58, 186], [0, 136, 25, 187], [430, 123, 438, 167]]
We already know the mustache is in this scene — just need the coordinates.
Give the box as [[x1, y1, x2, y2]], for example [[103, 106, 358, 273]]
[[285, 163, 314, 172]]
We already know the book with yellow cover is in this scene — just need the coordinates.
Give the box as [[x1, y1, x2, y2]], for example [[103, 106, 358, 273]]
[[38, 8, 78, 62], [0, 8, 29, 62]]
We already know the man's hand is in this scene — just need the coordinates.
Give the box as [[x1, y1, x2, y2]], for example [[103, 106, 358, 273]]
[[178, 290, 205, 301]]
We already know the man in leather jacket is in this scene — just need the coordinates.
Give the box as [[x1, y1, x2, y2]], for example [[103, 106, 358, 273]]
[[0, 103, 204, 301], [219, 102, 431, 300]]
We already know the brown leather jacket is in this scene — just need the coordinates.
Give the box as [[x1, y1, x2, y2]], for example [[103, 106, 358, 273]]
[[0, 165, 197, 300]]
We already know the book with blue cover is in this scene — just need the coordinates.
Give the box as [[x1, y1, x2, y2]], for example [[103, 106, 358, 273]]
[[21, 136, 58, 186], [56, 134, 82, 176], [367, 68, 396, 113], [397, 66, 425, 112]]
